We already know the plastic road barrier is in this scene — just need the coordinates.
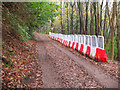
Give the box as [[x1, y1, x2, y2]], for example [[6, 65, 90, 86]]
[[49, 32, 107, 62]]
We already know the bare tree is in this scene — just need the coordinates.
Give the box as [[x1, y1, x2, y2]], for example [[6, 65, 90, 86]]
[[103, 2, 107, 38], [97, 2, 103, 35], [70, 2, 75, 34], [85, 2, 89, 35], [100, 0, 104, 31], [75, 3, 79, 34], [105, 2, 112, 47], [90, 2, 94, 35], [60, 1, 63, 33], [118, 2, 120, 61], [66, 2, 69, 34], [80, 2, 85, 34], [111, 2, 116, 60], [93, 2, 98, 36], [116, 2, 120, 60], [77, 2, 81, 34]]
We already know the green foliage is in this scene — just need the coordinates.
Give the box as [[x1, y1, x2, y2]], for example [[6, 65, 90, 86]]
[[105, 37, 118, 60], [5, 64, 12, 69], [3, 2, 59, 41], [26, 2, 59, 27]]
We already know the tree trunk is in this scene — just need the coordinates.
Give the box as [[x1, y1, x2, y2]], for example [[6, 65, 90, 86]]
[[93, 2, 98, 36], [118, 2, 120, 61], [85, 2, 89, 35], [97, 2, 103, 35], [100, 0, 104, 31], [77, 2, 81, 34], [70, 2, 75, 34], [110, 2, 116, 60], [105, 2, 112, 47], [103, 2, 107, 38], [80, 2, 85, 34], [60, 1, 63, 33], [90, 2, 94, 35], [116, 2, 120, 60], [66, 2, 69, 34], [75, 3, 79, 34]]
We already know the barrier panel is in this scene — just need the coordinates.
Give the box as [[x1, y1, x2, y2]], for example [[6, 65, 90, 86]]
[[77, 35, 81, 51], [86, 35, 91, 56], [80, 35, 84, 53], [49, 32, 107, 62], [83, 35, 88, 54], [71, 35, 76, 49], [70, 35, 74, 48], [90, 35, 97, 59], [67, 35, 71, 47], [95, 36, 107, 62], [66, 35, 69, 46], [63, 35, 68, 46], [75, 35, 79, 50], [82, 35, 89, 55], [74, 35, 78, 49]]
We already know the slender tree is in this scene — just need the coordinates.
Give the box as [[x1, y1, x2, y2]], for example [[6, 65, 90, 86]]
[[110, 2, 116, 60], [75, 3, 79, 34], [97, 2, 103, 35], [105, 2, 112, 47], [116, 2, 120, 60], [60, 1, 63, 33], [70, 2, 75, 34], [66, 2, 69, 34], [80, 2, 85, 34], [103, 2, 107, 38], [90, 2, 94, 35], [100, 0, 104, 31], [77, 1, 81, 34], [93, 2, 98, 36], [118, 2, 120, 61], [85, 2, 89, 35]]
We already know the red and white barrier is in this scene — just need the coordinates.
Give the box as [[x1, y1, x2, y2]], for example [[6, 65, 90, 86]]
[[68, 35, 72, 47], [83, 35, 89, 55], [49, 32, 107, 62], [89, 35, 97, 59], [77, 35, 81, 51], [95, 36, 107, 62], [86, 36, 92, 56], [70, 35, 74, 48]]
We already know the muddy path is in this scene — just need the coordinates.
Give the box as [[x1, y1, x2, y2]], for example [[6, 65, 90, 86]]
[[34, 32, 118, 88], [34, 33, 63, 88]]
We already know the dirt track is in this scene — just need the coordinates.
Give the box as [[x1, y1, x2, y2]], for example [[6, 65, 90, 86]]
[[34, 32, 119, 88]]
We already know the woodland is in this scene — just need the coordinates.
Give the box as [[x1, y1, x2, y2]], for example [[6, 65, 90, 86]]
[[2, 1, 120, 60], [1, 1, 120, 88]]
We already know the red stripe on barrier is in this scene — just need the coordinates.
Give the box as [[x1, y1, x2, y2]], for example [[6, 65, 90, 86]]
[[72, 42, 75, 49], [76, 42, 79, 50], [53, 36, 54, 39], [57, 38, 59, 41], [63, 40, 65, 44], [86, 46, 91, 56], [65, 40, 67, 46], [66, 41, 68, 46], [68, 41, 71, 47], [95, 48, 107, 62], [80, 44, 84, 53]]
